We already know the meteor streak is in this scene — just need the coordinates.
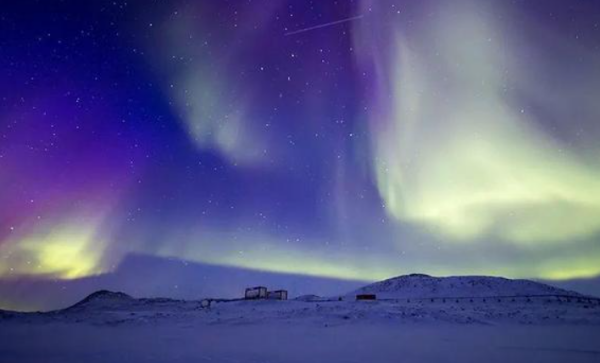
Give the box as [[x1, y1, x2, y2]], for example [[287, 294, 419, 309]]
[[284, 15, 364, 36]]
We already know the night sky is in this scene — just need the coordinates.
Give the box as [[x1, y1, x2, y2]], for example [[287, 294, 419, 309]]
[[2, 0, 600, 310]]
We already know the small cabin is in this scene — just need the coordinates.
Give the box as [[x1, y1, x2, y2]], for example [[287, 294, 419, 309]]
[[267, 290, 288, 300], [356, 294, 376, 301], [245, 286, 268, 299]]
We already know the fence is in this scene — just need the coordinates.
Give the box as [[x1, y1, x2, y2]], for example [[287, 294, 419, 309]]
[[376, 294, 600, 305], [198, 294, 600, 309]]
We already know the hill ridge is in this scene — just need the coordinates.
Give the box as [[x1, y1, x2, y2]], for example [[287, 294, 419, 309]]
[[349, 274, 584, 299]]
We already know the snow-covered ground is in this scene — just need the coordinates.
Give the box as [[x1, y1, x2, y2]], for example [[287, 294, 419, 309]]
[[1, 296, 600, 362], [1, 275, 600, 362], [2, 320, 600, 363]]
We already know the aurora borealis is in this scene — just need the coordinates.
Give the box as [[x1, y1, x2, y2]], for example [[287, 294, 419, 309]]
[[1, 0, 600, 309]]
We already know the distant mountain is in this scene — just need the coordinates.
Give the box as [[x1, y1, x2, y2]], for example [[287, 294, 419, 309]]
[[0, 253, 366, 312], [294, 294, 322, 301], [349, 274, 584, 299], [63, 290, 135, 312]]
